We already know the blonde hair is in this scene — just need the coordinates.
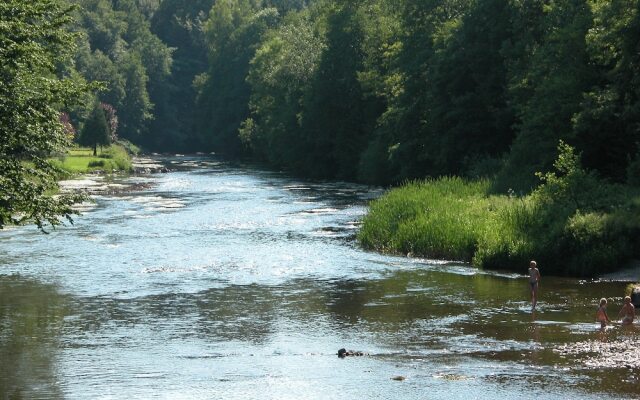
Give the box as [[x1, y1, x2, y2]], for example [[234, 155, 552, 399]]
[[624, 296, 631, 303], [600, 298, 607, 306], [530, 260, 537, 267]]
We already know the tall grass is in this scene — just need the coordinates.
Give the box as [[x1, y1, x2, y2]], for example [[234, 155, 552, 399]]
[[359, 177, 501, 261], [358, 174, 640, 277]]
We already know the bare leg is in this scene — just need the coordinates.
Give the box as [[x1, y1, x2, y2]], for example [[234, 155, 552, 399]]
[[531, 285, 537, 310]]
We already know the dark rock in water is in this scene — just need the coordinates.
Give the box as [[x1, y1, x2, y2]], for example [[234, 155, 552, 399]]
[[632, 286, 640, 308], [338, 348, 365, 358]]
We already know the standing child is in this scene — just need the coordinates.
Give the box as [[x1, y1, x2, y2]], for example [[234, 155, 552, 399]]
[[618, 296, 635, 325], [596, 298, 611, 329], [528, 261, 541, 311]]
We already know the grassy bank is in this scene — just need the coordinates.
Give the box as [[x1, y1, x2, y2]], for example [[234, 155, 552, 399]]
[[50, 144, 134, 175], [359, 145, 640, 277]]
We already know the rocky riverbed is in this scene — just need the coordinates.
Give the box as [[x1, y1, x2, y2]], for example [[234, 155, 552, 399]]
[[555, 336, 640, 369], [132, 156, 170, 174]]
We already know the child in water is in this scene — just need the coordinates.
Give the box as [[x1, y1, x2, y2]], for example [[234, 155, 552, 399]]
[[618, 296, 635, 325], [528, 261, 541, 310], [596, 298, 611, 329]]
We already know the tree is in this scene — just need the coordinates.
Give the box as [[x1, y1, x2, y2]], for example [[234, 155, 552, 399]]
[[118, 53, 153, 139], [150, 0, 215, 150], [573, 0, 640, 182], [495, 0, 597, 192], [422, 0, 516, 176], [0, 0, 89, 230], [196, 1, 279, 156], [72, 0, 171, 147], [299, 1, 371, 180], [242, 10, 325, 168], [79, 102, 112, 155], [363, 0, 474, 183]]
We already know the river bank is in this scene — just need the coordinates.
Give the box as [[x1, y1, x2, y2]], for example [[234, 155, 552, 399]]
[[50, 144, 134, 175], [358, 171, 640, 278]]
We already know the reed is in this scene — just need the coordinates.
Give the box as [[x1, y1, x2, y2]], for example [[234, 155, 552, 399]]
[[359, 177, 502, 261], [358, 175, 640, 276]]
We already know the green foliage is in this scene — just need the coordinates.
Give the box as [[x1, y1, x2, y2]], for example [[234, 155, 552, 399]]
[[0, 0, 90, 231], [51, 144, 133, 173], [572, 0, 640, 182], [298, 1, 372, 180], [115, 139, 141, 155], [78, 102, 112, 155], [71, 0, 171, 144], [359, 177, 499, 261], [477, 142, 640, 276], [419, 0, 516, 175], [360, 142, 640, 277], [149, 0, 214, 150], [494, 0, 597, 193], [118, 53, 153, 138], [196, 1, 279, 156], [242, 11, 325, 168]]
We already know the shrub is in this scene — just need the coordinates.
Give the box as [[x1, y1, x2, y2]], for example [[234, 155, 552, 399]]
[[359, 142, 640, 276], [88, 160, 105, 168]]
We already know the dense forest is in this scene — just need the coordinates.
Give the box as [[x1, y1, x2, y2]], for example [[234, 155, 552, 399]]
[[42, 0, 638, 191], [47, 0, 640, 192], [3, 0, 640, 273]]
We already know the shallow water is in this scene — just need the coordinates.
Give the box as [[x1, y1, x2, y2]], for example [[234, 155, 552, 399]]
[[1, 156, 638, 399]]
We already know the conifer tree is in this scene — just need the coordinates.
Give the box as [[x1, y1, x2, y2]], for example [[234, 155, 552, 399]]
[[79, 102, 112, 156]]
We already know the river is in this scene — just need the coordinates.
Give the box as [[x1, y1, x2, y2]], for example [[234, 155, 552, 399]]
[[1, 156, 638, 399]]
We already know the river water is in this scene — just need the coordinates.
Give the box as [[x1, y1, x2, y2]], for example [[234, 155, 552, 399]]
[[0, 156, 638, 400]]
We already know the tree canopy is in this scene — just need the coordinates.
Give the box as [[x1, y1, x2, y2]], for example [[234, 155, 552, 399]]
[[0, 0, 89, 230], [6, 0, 640, 230], [78, 102, 112, 155]]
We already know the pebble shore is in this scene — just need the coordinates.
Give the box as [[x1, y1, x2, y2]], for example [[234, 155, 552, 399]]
[[555, 338, 640, 369]]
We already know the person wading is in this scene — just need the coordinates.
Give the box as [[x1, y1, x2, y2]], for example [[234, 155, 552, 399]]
[[528, 260, 541, 311]]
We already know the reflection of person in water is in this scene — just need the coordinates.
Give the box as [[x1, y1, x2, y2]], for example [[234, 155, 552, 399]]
[[618, 296, 635, 325], [337, 348, 365, 358]]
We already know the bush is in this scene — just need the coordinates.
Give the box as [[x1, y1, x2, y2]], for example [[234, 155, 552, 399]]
[[98, 145, 132, 172], [115, 139, 140, 155], [559, 212, 630, 276], [359, 142, 640, 276], [88, 160, 105, 167]]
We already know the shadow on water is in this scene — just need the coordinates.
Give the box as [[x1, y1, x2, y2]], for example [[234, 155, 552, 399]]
[[0, 276, 69, 399], [1, 269, 639, 398], [1, 156, 639, 399]]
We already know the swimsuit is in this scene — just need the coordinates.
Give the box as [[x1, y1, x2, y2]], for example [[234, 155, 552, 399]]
[[597, 307, 608, 325], [529, 268, 539, 289]]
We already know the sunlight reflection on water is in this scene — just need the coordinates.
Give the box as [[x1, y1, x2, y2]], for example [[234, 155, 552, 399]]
[[0, 156, 638, 399]]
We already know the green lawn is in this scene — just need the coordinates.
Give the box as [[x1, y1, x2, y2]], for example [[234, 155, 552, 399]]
[[51, 145, 133, 174]]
